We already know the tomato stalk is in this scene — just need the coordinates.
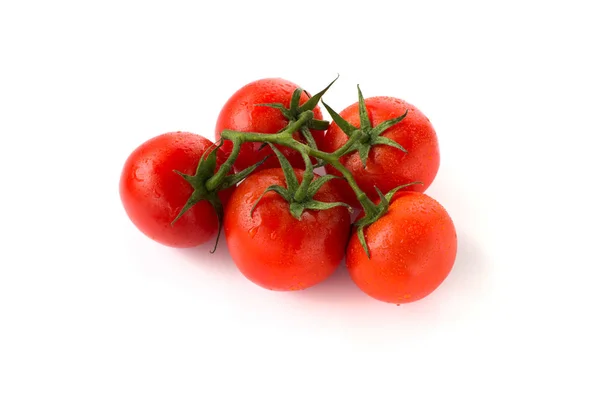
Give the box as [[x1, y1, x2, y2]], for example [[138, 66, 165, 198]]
[[185, 80, 420, 256], [204, 138, 242, 192], [204, 111, 314, 192], [213, 112, 377, 216]]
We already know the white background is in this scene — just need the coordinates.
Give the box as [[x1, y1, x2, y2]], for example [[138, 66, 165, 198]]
[[1, 0, 599, 398]]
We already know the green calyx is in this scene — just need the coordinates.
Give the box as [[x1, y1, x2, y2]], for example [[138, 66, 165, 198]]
[[250, 144, 352, 220], [172, 142, 268, 253], [256, 76, 339, 150], [354, 182, 423, 258], [322, 84, 409, 167]]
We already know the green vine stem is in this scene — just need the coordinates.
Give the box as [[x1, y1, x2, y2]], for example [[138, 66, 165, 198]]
[[185, 81, 419, 256], [205, 111, 314, 191], [207, 110, 379, 216], [294, 152, 314, 202], [206, 138, 242, 189]]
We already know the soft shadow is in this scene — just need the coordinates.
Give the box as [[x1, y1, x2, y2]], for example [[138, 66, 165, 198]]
[[291, 258, 375, 307], [173, 215, 489, 314], [177, 239, 236, 269], [425, 229, 489, 307], [290, 228, 489, 315]]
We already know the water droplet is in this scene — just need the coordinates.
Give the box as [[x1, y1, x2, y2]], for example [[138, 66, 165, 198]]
[[133, 167, 144, 182], [270, 231, 277, 240], [248, 226, 259, 238]]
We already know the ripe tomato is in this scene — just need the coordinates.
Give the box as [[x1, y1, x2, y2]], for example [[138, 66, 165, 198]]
[[347, 192, 457, 304], [321, 97, 440, 207], [224, 168, 351, 291], [120, 132, 233, 248], [215, 78, 324, 172]]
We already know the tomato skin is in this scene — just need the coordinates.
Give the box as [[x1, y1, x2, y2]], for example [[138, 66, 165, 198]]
[[119, 132, 233, 248], [321, 97, 440, 207], [215, 78, 324, 172], [224, 168, 351, 291], [347, 192, 457, 304]]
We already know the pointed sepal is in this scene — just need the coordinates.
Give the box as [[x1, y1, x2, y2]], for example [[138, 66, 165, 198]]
[[304, 200, 352, 213], [220, 156, 270, 190], [289, 202, 305, 220], [306, 174, 341, 198], [322, 100, 356, 136], [298, 74, 339, 113], [250, 184, 291, 217], [255, 102, 294, 120], [268, 144, 299, 193], [171, 190, 202, 226], [357, 143, 370, 167], [371, 109, 409, 137], [384, 181, 424, 201], [356, 225, 370, 259], [289, 88, 303, 112], [356, 85, 372, 130], [371, 136, 407, 153]]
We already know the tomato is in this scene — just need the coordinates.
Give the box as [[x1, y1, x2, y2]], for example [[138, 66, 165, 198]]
[[120, 132, 233, 248], [321, 96, 440, 207], [224, 168, 351, 291], [347, 192, 457, 304], [215, 78, 325, 172]]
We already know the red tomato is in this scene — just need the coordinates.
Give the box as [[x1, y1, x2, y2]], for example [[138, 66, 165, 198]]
[[224, 168, 351, 291], [215, 78, 324, 172], [120, 132, 233, 248], [347, 192, 457, 304], [321, 97, 440, 207]]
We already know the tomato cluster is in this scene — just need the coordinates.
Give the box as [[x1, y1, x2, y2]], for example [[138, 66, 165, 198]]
[[120, 77, 457, 305]]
